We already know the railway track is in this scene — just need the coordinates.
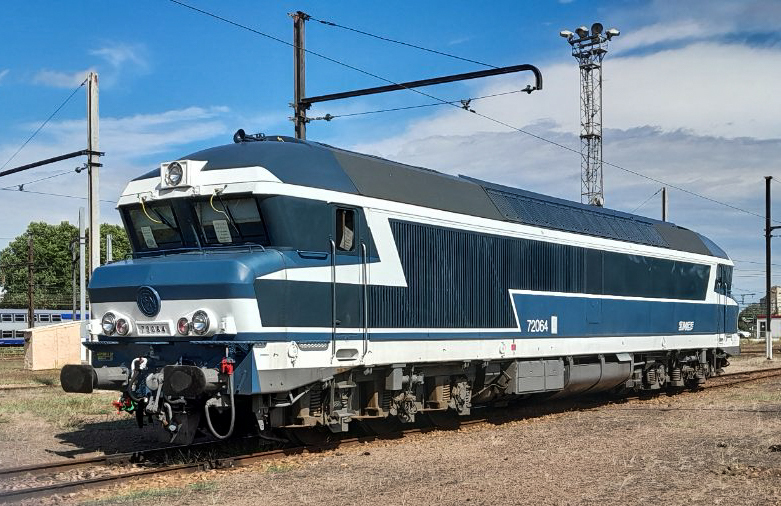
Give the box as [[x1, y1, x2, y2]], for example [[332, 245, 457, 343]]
[[704, 366, 781, 388], [3, 366, 781, 504]]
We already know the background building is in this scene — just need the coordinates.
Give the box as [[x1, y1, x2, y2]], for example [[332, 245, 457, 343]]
[[755, 315, 781, 339], [759, 286, 781, 316]]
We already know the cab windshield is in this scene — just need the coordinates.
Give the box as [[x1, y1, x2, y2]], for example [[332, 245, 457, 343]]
[[126, 201, 185, 252], [193, 196, 269, 246], [122, 195, 270, 255]]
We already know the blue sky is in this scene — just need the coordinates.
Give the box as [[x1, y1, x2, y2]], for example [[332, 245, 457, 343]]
[[1, 0, 781, 304]]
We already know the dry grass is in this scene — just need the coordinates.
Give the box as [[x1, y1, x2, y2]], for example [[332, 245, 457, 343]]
[[0, 358, 60, 386], [82, 481, 218, 505], [0, 362, 117, 430], [0, 388, 118, 429]]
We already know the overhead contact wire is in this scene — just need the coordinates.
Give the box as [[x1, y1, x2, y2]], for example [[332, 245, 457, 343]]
[[0, 78, 88, 171], [1, 169, 79, 191], [0, 187, 114, 203], [329, 89, 532, 119], [630, 188, 662, 213], [308, 15, 497, 68]]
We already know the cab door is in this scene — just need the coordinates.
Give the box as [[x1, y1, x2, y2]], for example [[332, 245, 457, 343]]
[[715, 265, 728, 344], [330, 206, 366, 361]]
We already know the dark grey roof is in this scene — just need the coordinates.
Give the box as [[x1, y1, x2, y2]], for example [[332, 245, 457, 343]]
[[330, 149, 505, 222], [130, 136, 728, 259]]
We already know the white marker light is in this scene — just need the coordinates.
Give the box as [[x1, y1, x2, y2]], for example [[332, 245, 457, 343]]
[[165, 161, 184, 186]]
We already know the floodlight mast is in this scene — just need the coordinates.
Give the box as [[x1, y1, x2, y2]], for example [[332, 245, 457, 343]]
[[561, 23, 620, 207]]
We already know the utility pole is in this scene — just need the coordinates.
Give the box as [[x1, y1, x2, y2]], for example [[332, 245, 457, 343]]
[[560, 24, 620, 207], [765, 176, 780, 360], [291, 11, 309, 140], [106, 234, 113, 263], [79, 207, 86, 323], [27, 234, 34, 329], [70, 238, 78, 319], [662, 187, 668, 222], [87, 72, 100, 275], [79, 207, 88, 363], [735, 293, 755, 309]]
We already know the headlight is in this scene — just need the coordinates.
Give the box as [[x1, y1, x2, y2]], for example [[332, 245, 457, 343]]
[[101, 312, 116, 335], [165, 161, 183, 186], [115, 318, 130, 336], [192, 310, 209, 335], [177, 317, 190, 336]]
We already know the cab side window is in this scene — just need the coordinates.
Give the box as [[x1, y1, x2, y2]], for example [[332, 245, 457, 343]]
[[336, 209, 355, 252]]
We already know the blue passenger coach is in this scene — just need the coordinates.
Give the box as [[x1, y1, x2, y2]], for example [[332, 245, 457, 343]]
[[61, 134, 738, 443], [0, 309, 80, 345]]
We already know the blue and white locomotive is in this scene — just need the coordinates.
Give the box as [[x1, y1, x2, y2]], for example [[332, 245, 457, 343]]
[[61, 133, 738, 443]]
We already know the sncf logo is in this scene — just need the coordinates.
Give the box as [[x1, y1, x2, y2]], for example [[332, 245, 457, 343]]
[[678, 321, 695, 331]]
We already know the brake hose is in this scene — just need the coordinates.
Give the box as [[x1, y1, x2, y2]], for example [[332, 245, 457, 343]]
[[126, 368, 143, 402], [204, 373, 235, 440]]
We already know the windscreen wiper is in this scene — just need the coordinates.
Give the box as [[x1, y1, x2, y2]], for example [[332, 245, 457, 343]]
[[215, 192, 245, 242], [152, 208, 183, 241]]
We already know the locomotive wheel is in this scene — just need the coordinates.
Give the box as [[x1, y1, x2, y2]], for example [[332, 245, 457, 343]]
[[360, 417, 403, 437], [284, 427, 335, 447], [423, 410, 461, 430]]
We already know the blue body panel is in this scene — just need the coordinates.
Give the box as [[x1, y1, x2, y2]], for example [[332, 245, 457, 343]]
[[511, 293, 738, 338], [89, 250, 285, 302]]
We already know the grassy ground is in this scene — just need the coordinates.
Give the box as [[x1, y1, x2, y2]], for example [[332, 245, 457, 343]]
[[82, 481, 218, 505], [0, 358, 115, 429], [0, 387, 118, 429], [0, 357, 60, 387]]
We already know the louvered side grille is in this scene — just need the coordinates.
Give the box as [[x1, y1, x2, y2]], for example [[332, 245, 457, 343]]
[[484, 188, 668, 248]]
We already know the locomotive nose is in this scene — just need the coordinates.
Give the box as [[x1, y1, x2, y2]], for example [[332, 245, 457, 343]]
[[87, 250, 284, 338]]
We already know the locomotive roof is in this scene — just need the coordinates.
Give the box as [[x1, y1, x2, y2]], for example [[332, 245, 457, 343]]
[[132, 135, 728, 259]]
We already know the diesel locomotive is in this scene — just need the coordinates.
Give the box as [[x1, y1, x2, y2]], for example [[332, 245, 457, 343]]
[[61, 133, 738, 443]]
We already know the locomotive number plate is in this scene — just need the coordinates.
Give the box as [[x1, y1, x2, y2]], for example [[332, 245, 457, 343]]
[[137, 322, 171, 336]]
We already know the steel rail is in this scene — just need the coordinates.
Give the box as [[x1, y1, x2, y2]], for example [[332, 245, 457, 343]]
[[0, 435, 266, 479]]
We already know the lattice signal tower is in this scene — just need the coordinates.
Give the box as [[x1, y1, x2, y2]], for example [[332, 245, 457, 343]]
[[560, 24, 620, 207]]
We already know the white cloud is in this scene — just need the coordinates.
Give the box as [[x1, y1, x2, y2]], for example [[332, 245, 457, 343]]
[[0, 69, 9, 84], [32, 43, 148, 89], [447, 36, 473, 46], [90, 43, 147, 71], [613, 20, 709, 53], [613, 0, 781, 52], [33, 68, 94, 88]]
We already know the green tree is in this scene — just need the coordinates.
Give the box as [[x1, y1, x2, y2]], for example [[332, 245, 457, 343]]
[[0, 222, 130, 309], [738, 303, 763, 333], [100, 223, 131, 263]]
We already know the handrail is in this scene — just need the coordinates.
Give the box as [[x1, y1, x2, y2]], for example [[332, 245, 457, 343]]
[[330, 239, 337, 360], [361, 242, 368, 357]]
